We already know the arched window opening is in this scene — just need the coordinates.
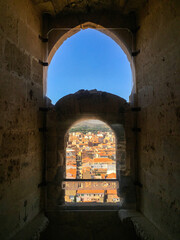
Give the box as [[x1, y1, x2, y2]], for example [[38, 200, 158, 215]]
[[47, 28, 132, 104], [63, 119, 125, 205]]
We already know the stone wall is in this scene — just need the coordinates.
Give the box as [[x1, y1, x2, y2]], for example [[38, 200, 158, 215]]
[[136, 1, 180, 239], [0, 1, 45, 239]]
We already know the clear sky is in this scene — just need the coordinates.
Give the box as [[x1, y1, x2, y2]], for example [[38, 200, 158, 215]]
[[47, 29, 132, 104]]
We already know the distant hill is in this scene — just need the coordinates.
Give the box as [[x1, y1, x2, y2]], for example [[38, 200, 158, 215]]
[[69, 120, 112, 133]]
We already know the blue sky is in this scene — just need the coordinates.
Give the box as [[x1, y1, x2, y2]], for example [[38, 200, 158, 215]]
[[47, 29, 132, 104]]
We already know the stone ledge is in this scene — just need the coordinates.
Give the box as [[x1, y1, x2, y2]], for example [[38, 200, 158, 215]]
[[118, 210, 170, 240], [11, 213, 49, 240]]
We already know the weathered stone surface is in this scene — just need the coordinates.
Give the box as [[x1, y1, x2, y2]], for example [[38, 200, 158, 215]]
[[40, 211, 140, 240], [0, 132, 28, 158], [136, 0, 180, 239], [18, 20, 43, 59], [12, 213, 49, 240], [119, 210, 168, 240], [5, 40, 31, 80], [0, 1, 44, 239], [56, 89, 128, 117], [33, 0, 146, 16], [31, 58, 43, 85]]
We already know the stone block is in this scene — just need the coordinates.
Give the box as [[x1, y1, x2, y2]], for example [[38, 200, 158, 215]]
[[0, 73, 27, 108], [119, 210, 168, 240], [0, 1, 6, 32], [0, 32, 4, 59], [26, 81, 43, 104], [31, 58, 43, 86], [18, 20, 43, 59], [27, 130, 42, 153], [5, 13, 18, 44], [0, 131, 28, 158], [18, 172, 41, 201], [5, 40, 31, 80], [0, 200, 20, 240], [0, 157, 20, 184], [0, 100, 29, 131], [12, 213, 48, 240]]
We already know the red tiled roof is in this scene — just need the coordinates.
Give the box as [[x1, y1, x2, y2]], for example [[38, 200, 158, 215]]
[[94, 168, 107, 172], [107, 189, 117, 195], [66, 169, 76, 174], [77, 189, 104, 194], [93, 158, 114, 163], [106, 173, 116, 179]]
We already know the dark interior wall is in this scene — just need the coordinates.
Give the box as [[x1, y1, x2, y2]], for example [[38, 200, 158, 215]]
[[136, 1, 180, 238], [0, 0, 45, 239]]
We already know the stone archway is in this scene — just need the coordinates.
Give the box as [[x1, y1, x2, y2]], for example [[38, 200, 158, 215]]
[[43, 17, 137, 102], [46, 90, 135, 210], [47, 22, 133, 65]]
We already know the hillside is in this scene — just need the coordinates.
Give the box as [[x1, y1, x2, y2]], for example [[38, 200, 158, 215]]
[[69, 120, 112, 133]]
